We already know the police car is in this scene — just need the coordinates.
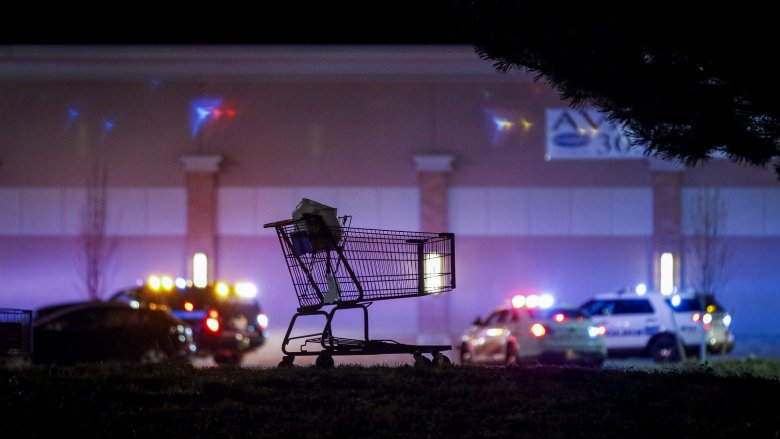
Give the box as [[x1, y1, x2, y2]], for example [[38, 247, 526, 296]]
[[579, 288, 734, 362], [111, 276, 268, 366], [460, 294, 607, 367], [666, 292, 735, 356]]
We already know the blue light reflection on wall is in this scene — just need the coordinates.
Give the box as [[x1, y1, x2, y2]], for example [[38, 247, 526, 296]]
[[483, 107, 533, 147], [190, 97, 224, 138]]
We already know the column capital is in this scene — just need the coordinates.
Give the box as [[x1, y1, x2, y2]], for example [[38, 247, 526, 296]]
[[413, 154, 455, 173], [180, 154, 223, 173]]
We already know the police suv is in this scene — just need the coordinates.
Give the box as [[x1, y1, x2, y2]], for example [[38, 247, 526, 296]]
[[579, 289, 734, 362], [111, 276, 268, 366]]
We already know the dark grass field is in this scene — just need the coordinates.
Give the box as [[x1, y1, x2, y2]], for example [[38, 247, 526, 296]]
[[1, 360, 779, 438]]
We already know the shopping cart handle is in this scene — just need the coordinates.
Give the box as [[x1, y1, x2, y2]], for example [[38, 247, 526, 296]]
[[263, 219, 295, 228]]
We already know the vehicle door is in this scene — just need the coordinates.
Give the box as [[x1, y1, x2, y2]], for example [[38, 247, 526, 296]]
[[666, 296, 702, 345], [39, 308, 113, 363], [583, 299, 656, 349], [471, 309, 510, 358]]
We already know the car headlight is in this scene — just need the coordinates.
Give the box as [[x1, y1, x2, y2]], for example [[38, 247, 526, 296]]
[[722, 314, 732, 328], [588, 325, 606, 338], [486, 328, 505, 337]]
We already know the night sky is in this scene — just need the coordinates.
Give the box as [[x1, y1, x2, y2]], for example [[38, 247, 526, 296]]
[[2, 2, 472, 45]]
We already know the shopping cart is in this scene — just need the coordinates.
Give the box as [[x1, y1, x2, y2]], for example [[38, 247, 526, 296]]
[[264, 214, 455, 367]]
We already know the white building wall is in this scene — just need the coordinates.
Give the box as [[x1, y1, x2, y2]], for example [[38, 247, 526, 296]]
[[6, 186, 780, 238]]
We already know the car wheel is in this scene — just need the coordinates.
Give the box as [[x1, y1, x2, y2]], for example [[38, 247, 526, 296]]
[[650, 335, 681, 363], [460, 342, 472, 364], [139, 347, 168, 364], [214, 353, 243, 367], [583, 358, 605, 369], [505, 343, 519, 366]]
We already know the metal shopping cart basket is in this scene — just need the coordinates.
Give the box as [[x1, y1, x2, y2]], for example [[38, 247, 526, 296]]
[[264, 214, 455, 367]]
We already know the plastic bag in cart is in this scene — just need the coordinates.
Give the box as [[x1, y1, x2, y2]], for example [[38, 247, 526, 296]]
[[292, 198, 343, 253]]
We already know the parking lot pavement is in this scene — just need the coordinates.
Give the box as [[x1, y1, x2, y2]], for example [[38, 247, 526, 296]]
[[195, 328, 775, 369], [211, 329, 421, 368]]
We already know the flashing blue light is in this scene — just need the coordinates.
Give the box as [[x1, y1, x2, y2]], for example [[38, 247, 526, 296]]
[[190, 97, 223, 137], [671, 295, 682, 308]]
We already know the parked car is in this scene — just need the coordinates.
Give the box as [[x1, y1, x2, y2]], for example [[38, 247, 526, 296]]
[[580, 289, 734, 362], [32, 301, 196, 365], [110, 279, 268, 366], [460, 294, 607, 367]]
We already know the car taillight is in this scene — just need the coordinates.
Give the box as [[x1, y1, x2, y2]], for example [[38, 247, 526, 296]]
[[692, 312, 701, 323], [205, 308, 220, 333], [530, 323, 546, 338], [553, 313, 566, 323], [184, 301, 194, 312], [702, 313, 713, 330]]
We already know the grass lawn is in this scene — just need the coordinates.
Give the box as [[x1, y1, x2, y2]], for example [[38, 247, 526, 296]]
[[1, 359, 779, 438]]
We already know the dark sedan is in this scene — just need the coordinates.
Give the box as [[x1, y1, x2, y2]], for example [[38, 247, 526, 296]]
[[33, 301, 196, 365]]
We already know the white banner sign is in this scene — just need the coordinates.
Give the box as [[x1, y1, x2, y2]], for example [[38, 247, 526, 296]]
[[545, 108, 647, 160]]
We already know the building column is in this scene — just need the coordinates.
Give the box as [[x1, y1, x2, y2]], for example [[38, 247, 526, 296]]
[[181, 154, 222, 284], [414, 154, 455, 346], [649, 159, 684, 295]]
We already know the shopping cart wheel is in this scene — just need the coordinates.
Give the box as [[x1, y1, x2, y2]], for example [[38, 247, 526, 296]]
[[315, 352, 335, 369], [278, 355, 295, 368], [413, 353, 432, 367], [432, 352, 451, 366]]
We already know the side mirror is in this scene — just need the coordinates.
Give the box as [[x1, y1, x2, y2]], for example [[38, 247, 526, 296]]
[[472, 316, 483, 326]]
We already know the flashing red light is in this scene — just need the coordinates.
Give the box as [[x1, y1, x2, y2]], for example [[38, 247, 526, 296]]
[[211, 109, 223, 119], [692, 313, 701, 323], [225, 108, 236, 118], [553, 313, 566, 323], [530, 323, 546, 338], [184, 301, 194, 312]]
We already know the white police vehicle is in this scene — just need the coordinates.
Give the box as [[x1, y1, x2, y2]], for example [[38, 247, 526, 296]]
[[461, 294, 607, 367], [666, 292, 734, 356], [580, 289, 734, 362]]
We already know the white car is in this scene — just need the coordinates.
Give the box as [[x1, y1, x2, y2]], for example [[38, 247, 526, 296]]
[[460, 295, 607, 367], [579, 290, 734, 361]]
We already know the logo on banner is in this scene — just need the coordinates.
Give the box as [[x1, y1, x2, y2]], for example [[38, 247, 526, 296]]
[[545, 108, 647, 160]]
